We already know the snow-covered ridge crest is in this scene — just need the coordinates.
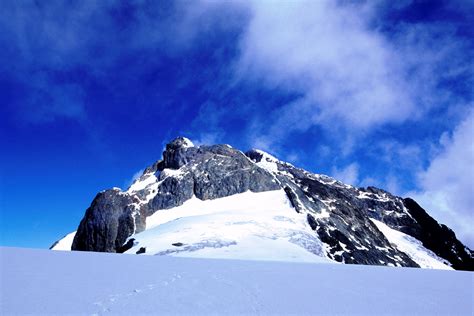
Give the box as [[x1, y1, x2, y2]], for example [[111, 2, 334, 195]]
[[177, 137, 194, 148], [253, 149, 279, 163], [167, 136, 194, 149], [127, 172, 158, 193], [245, 148, 280, 173]]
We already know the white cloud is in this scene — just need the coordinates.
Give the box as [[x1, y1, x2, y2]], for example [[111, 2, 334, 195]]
[[234, 0, 472, 152], [286, 153, 299, 163], [331, 163, 359, 186], [123, 169, 145, 190], [192, 133, 222, 147], [189, 102, 227, 146], [409, 109, 474, 248], [237, 1, 414, 131]]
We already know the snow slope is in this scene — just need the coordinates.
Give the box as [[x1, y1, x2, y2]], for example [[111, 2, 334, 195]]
[[50, 231, 76, 251], [50, 190, 453, 270], [1, 247, 472, 315], [370, 219, 453, 270], [126, 190, 330, 263]]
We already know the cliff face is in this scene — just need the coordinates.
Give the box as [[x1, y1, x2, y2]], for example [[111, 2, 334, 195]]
[[69, 137, 473, 270]]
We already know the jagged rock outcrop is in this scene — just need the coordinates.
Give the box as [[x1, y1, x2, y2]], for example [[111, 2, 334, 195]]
[[72, 189, 145, 252], [68, 137, 473, 270], [150, 139, 279, 210]]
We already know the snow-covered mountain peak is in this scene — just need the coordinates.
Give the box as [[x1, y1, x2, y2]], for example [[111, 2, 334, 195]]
[[53, 138, 473, 271], [247, 149, 279, 163], [245, 148, 282, 174], [167, 136, 194, 149]]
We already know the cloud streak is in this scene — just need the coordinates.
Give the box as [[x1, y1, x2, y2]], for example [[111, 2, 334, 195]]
[[410, 109, 474, 247], [237, 1, 413, 130], [1, 1, 241, 124], [234, 1, 473, 146]]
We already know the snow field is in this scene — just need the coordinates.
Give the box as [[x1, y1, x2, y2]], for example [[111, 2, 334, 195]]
[[127, 190, 330, 263], [1, 247, 472, 315]]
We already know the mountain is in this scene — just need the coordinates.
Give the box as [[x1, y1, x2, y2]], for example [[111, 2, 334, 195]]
[[52, 137, 473, 270]]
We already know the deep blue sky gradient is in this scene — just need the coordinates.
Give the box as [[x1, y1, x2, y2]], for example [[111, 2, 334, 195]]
[[1, 0, 472, 248]]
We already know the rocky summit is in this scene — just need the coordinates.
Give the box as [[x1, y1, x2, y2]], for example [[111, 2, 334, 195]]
[[57, 137, 472, 270]]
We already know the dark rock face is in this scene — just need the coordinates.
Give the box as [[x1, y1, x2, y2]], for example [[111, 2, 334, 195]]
[[149, 173, 194, 212], [69, 136, 473, 270], [162, 137, 197, 170], [136, 247, 146, 254], [268, 163, 419, 267], [150, 143, 279, 212], [403, 198, 473, 270], [284, 186, 303, 213], [307, 213, 317, 230], [117, 238, 135, 253], [72, 189, 145, 253]]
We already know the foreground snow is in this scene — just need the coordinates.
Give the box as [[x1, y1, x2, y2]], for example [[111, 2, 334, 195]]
[[1, 247, 472, 315]]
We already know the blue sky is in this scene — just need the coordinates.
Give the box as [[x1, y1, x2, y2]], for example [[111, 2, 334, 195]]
[[1, 0, 473, 249]]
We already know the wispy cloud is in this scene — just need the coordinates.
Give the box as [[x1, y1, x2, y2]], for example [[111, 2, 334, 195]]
[[409, 109, 474, 247], [331, 163, 359, 187], [123, 169, 145, 191], [237, 1, 413, 130], [1, 1, 239, 125], [188, 101, 228, 146], [16, 73, 86, 123], [234, 1, 473, 147]]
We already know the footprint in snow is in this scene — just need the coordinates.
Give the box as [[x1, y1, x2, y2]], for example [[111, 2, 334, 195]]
[[93, 274, 183, 313]]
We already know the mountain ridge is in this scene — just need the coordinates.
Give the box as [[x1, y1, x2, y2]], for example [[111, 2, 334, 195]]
[[53, 137, 473, 270]]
